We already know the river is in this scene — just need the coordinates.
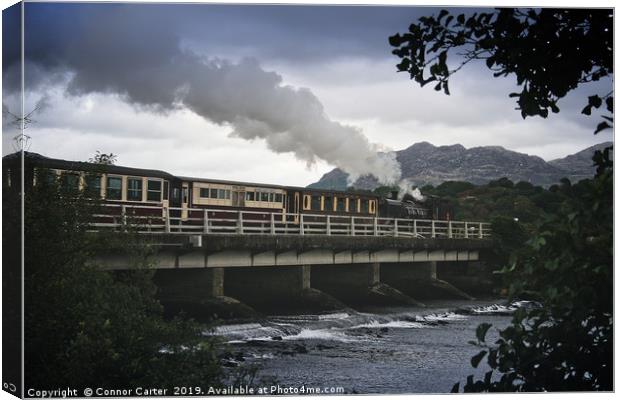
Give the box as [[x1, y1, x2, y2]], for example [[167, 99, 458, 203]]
[[208, 299, 520, 394]]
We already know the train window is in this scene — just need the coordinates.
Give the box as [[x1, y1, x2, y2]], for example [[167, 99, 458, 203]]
[[163, 181, 169, 200], [84, 174, 102, 198], [217, 189, 230, 199], [127, 178, 143, 201], [61, 172, 80, 192], [246, 192, 255, 201], [336, 197, 346, 212], [147, 180, 162, 201], [360, 199, 369, 214], [210, 188, 218, 198], [182, 187, 189, 203], [311, 195, 321, 210], [200, 188, 210, 198], [324, 196, 333, 212], [303, 195, 311, 210], [106, 176, 122, 200], [38, 169, 58, 185], [260, 192, 269, 202], [369, 200, 376, 214], [172, 188, 180, 202], [275, 193, 283, 203]]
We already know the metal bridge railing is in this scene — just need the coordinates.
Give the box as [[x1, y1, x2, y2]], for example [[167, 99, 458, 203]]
[[91, 204, 491, 239], [89, 204, 492, 239]]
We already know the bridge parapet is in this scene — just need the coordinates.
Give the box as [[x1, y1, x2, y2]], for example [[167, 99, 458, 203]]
[[90, 204, 492, 239]]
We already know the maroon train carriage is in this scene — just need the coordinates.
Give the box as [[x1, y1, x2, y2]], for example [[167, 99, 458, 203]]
[[286, 187, 380, 235], [6, 152, 175, 231]]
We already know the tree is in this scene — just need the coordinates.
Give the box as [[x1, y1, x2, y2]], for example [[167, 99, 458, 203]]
[[456, 159, 612, 392], [389, 8, 613, 132], [89, 150, 118, 165], [388, 8, 613, 391], [12, 169, 235, 390]]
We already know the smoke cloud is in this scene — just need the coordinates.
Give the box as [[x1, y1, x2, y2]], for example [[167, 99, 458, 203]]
[[398, 179, 426, 201], [10, 5, 401, 184]]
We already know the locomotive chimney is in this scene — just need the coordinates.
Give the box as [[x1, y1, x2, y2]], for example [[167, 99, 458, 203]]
[[390, 190, 399, 200]]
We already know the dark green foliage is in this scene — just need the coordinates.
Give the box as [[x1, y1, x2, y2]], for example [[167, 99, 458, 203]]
[[373, 185, 400, 198], [424, 178, 550, 225], [389, 8, 613, 132], [14, 172, 228, 390], [514, 181, 535, 193], [88, 150, 118, 165], [458, 151, 613, 391], [419, 158, 613, 391], [488, 177, 514, 189], [432, 181, 475, 198], [488, 216, 528, 271]]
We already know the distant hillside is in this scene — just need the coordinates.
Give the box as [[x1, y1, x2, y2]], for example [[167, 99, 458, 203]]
[[549, 141, 613, 180], [308, 141, 612, 190]]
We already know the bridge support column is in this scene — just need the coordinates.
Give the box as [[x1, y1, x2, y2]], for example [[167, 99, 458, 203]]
[[311, 263, 422, 307], [435, 261, 496, 297], [301, 264, 311, 290], [153, 268, 224, 299], [381, 262, 474, 300], [209, 267, 225, 297], [153, 268, 254, 321]]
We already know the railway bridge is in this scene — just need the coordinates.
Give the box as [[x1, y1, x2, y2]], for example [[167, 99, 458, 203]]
[[91, 205, 494, 317]]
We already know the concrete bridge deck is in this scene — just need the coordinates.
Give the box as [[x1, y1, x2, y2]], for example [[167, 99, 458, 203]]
[[94, 233, 491, 270]]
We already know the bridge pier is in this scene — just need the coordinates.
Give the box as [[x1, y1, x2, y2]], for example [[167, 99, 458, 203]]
[[436, 260, 496, 297], [380, 262, 474, 300], [311, 263, 423, 307], [224, 265, 345, 314], [152, 268, 254, 320]]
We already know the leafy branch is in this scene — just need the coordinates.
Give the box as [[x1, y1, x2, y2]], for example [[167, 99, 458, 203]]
[[389, 8, 613, 125]]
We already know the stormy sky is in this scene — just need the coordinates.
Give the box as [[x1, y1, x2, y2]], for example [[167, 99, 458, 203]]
[[2, 2, 613, 186]]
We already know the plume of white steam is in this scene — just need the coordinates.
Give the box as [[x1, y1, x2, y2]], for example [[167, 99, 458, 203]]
[[398, 179, 426, 201], [410, 187, 426, 202], [178, 58, 401, 184]]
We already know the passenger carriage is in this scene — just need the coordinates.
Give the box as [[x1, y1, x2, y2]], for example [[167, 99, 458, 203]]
[[5, 152, 175, 230]]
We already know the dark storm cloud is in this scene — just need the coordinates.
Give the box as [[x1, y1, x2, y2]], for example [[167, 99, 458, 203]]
[[176, 4, 454, 62], [16, 3, 480, 77], [2, 3, 21, 73], [12, 2, 411, 182]]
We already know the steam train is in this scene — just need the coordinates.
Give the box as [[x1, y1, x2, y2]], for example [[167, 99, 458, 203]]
[[3, 152, 453, 223]]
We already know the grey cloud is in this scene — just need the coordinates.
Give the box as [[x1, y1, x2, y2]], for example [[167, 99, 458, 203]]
[[15, 3, 401, 183]]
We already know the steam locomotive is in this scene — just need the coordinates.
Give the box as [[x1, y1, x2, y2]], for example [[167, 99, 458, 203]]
[[3, 152, 452, 222]]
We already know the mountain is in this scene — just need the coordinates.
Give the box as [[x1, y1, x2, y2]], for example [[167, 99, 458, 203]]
[[549, 141, 613, 180], [308, 141, 612, 190]]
